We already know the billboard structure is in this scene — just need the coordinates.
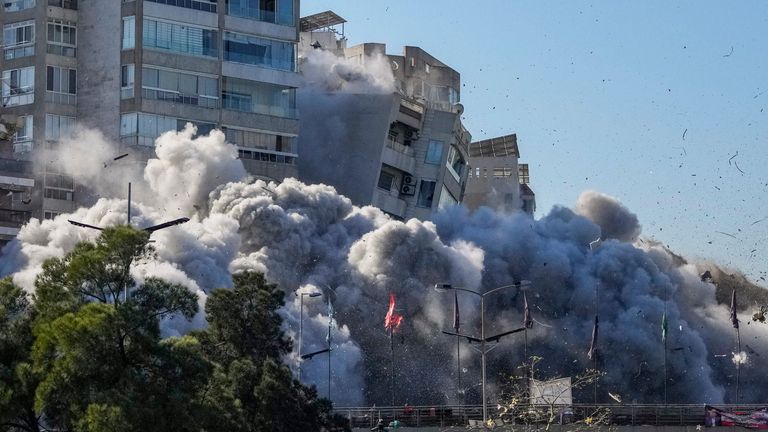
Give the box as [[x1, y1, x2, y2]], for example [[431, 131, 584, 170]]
[[530, 377, 573, 406]]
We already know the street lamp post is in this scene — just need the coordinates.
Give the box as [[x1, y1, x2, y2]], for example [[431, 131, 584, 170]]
[[298, 291, 321, 381], [435, 281, 531, 425]]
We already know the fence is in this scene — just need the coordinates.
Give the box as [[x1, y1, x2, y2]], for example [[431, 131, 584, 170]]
[[333, 404, 768, 428]]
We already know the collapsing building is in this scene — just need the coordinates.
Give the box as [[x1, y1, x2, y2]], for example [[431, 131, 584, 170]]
[[464, 133, 535, 215], [298, 13, 470, 220]]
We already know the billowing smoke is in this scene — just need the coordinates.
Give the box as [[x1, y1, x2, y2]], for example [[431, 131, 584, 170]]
[[299, 48, 395, 94], [2, 52, 767, 405], [3, 126, 767, 407], [575, 190, 642, 242]]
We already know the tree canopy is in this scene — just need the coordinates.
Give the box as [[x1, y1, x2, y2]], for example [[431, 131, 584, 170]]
[[0, 226, 346, 432]]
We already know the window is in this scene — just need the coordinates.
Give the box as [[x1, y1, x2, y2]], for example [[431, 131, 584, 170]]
[[519, 164, 530, 184], [142, 66, 219, 108], [237, 148, 295, 165], [3, 20, 35, 60], [47, 20, 77, 57], [445, 146, 466, 182], [425, 140, 443, 164], [45, 173, 74, 190], [417, 180, 436, 208], [13, 115, 33, 142], [46, 66, 77, 105], [46, 114, 76, 140], [1, 67, 35, 106], [122, 16, 135, 49], [44, 211, 62, 220], [44, 188, 73, 201], [223, 126, 296, 152], [222, 77, 296, 118], [377, 171, 394, 191], [224, 32, 296, 72], [121, 64, 134, 99], [143, 18, 218, 58], [227, 0, 294, 26], [493, 167, 513, 178], [4, 0, 36, 12], [145, 0, 217, 13], [48, 0, 77, 9], [438, 185, 457, 210], [120, 112, 214, 146]]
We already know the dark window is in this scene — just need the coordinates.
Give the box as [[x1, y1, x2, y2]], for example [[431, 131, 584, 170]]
[[378, 171, 394, 191]]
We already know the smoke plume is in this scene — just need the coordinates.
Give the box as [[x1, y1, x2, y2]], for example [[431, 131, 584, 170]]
[[3, 126, 767, 406]]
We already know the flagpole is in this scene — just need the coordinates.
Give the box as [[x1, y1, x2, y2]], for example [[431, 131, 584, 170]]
[[663, 296, 667, 405], [731, 288, 740, 405], [736, 327, 741, 405], [390, 326, 395, 407], [328, 311, 332, 401]]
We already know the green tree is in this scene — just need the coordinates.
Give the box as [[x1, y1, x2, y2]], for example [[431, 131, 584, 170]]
[[0, 278, 41, 432], [29, 226, 227, 431], [199, 272, 348, 432]]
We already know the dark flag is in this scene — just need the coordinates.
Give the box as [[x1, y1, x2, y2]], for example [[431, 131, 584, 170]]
[[523, 293, 533, 329], [453, 291, 460, 331], [731, 289, 739, 329], [587, 315, 599, 360]]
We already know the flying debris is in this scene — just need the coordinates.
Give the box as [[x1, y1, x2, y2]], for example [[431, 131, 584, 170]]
[[609, 392, 622, 403], [301, 348, 330, 360]]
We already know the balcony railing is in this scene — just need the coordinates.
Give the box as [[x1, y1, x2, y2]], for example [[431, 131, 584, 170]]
[[385, 139, 415, 157], [3, 0, 35, 12], [0, 208, 31, 226], [45, 91, 77, 105]]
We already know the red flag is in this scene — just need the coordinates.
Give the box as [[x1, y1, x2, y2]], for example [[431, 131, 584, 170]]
[[385, 293, 404, 332], [453, 291, 460, 331]]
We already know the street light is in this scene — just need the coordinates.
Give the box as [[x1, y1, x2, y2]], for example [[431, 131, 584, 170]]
[[434, 280, 531, 424], [300, 283, 337, 401], [297, 291, 322, 381]]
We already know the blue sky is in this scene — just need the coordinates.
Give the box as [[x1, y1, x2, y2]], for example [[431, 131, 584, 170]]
[[302, 1, 768, 281]]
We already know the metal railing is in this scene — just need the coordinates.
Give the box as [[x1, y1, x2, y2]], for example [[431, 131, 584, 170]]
[[385, 138, 415, 157], [333, 404, 767, 428]]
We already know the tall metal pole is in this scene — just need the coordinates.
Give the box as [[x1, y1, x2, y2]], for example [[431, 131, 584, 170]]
[[126, 182, 132, 304], [328, 315, 332, 401], [390, 327, 395, 407], [457, 335, 461, 403], [590, 239, 600, 405], [127, 182, 131, 225], [736, 327, 741, 405], [481, 296, 487, 425], [662, 296, 667, 405], [299, 294, 304, 381]]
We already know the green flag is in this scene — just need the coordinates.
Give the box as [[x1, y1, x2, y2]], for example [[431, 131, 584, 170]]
[[661, 312, 668, 344]]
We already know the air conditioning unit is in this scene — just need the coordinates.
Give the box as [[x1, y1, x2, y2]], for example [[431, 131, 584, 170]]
[[400, 183, 416, 196], [402, 175, 417, 186]]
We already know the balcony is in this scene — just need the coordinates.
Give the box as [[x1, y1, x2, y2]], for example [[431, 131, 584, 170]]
[[382, 139, 416, 175], [372, 188, 407, 218]]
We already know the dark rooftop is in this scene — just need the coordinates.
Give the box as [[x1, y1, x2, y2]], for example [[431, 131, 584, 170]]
[[300, 11, 347, 33], [469, 134, 519, 158]]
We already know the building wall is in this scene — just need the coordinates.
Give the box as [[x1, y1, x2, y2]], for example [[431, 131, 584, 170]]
[[297, 92, 399, 206], [464, 153, 521, 213], [1, 0, 302, 242], [297, 40, 470, 221]]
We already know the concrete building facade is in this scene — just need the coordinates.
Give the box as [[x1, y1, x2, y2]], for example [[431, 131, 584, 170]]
[[1, 0, 301, 245], [463, 134, 535, 216], [297, 24, 471, 220]]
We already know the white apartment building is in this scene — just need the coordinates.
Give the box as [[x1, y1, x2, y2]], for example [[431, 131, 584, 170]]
[[1, 0, 301, 245]]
